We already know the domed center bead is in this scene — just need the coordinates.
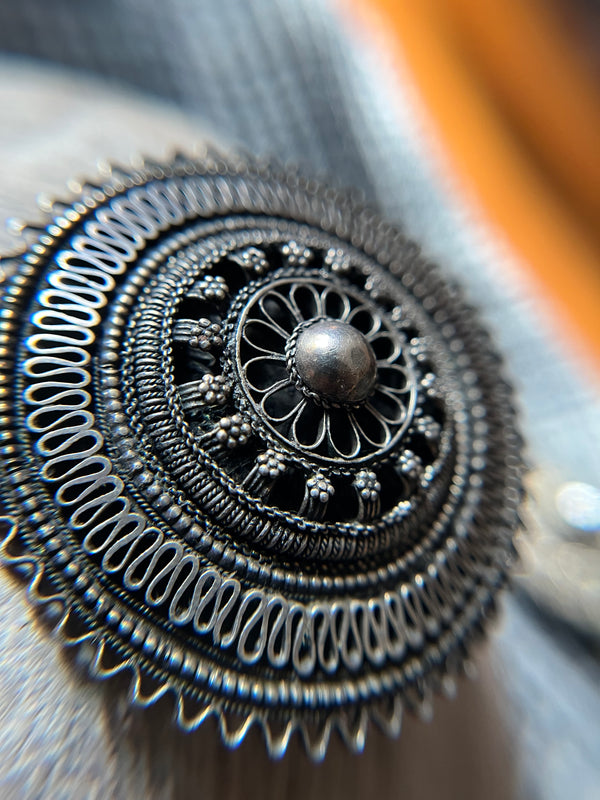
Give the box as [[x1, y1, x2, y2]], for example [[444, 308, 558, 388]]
[[293, 319, 377, 404]]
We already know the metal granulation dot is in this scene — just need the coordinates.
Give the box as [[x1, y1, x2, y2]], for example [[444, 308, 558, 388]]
[[0, 153, 524, 760]]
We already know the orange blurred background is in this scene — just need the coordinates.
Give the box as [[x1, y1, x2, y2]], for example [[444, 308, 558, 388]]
[[346, 0, 600, 368]]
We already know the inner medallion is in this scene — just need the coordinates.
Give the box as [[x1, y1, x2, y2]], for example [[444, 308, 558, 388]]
[[229, 273, 418, 464], [292, 318, 377, 404]]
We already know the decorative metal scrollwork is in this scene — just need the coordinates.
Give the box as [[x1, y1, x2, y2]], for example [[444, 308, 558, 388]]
[[0, 153, 523, 759], [233, 273, 416, 463]]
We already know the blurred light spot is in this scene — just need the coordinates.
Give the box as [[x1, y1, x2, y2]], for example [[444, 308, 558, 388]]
[[555, 482, 600, 533]]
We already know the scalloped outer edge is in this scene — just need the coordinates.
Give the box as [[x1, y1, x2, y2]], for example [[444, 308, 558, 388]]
[[0, 512, 496, 761]]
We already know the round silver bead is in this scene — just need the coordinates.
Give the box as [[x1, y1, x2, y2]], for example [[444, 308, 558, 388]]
[[293, 319, 377, 404]]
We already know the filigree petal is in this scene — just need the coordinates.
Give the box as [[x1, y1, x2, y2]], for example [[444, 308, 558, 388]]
[[261, 381, 304, 422], [288, 282, 322, 320], [321, 285, 352, 321], [347, 304, 381, 337], [243, 319, 287, 355], [258, 290, 299, 335], [352, 405, 391, 447], [326, 410, 361, 459], [291, 402, 327, 449], [377, 363, 412, 394], [368, 332, 402, 363], [244, 357, 288, 392], [370, 387, 407, 424]]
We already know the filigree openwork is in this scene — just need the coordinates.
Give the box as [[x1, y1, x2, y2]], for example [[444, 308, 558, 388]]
[[234, 276, 416, 463], [0, 154, 524, 760]]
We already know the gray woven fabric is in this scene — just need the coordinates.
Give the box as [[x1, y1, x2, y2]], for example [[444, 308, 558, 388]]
[[0, 0, 372, 190]]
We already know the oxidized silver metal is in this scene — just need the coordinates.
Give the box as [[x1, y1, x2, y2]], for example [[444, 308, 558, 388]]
[[0, 153, 523, 759]]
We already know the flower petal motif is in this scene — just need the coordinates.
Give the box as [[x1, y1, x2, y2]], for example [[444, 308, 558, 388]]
[[368, 332, 402, 363], [370, 387, 406, 424], [326, 410, 361, 459], [261, 381, 303, 422], [292, 402, 327, 449], [376, 364, 411, 394], [244, 356, 288, 392], [321, 286, 352, 320], [352, 405, 391, 448], [288, 282, 322, 320], [243, 319, 287, 355], [346, 305, 381, 337], [258, 290, 300, 335]]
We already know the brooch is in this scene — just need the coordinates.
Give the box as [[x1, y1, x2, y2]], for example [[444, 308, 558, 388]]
[[0, 153, 523, 759]]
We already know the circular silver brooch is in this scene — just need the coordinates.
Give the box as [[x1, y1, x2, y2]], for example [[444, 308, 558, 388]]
[[0, 154, 523, 759]]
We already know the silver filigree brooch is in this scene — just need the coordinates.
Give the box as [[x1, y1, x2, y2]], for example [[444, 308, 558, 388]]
[[0, 154, 523, 759]]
